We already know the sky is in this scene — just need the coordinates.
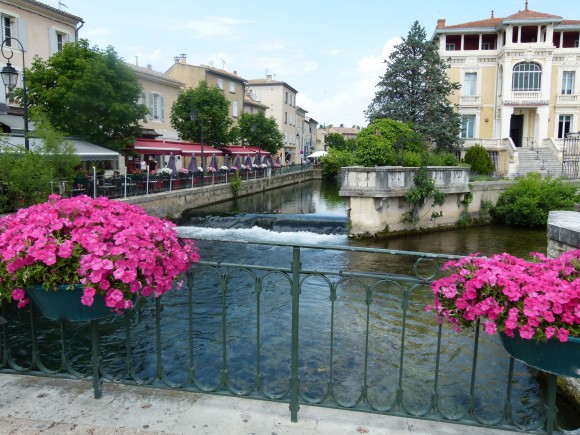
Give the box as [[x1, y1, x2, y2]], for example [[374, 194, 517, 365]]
[[51, 0, 580, 129]]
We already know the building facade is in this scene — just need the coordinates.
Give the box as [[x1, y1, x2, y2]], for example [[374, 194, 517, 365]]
[[0, 0, 82, 103], [166, 54, 246, 127], [432, 3, 580, 176], [247, 75, 301, 164], [127, 63, 183, 140]]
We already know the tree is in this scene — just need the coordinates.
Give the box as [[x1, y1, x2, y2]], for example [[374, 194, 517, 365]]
[[170, 81, 235, 147], [355, 118, 425, 167], [325, 132, 346, 150], [23, 39, 147, 151], [0, 112, 79, 212], [237, 112, 284, 155], [366, 21, 462, 152]]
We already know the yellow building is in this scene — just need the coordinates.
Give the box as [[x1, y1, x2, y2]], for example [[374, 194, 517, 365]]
[[432, 3, 580, 176], [166, 54, 246, 127]]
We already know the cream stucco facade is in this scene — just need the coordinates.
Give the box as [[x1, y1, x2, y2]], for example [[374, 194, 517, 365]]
[[433, 4, 580, 177]]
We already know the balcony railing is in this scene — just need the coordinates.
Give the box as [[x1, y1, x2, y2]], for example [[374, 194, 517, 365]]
[[459, 95, 481, 105], [557, 94, 579, 105], [0, 241, 570, 433]]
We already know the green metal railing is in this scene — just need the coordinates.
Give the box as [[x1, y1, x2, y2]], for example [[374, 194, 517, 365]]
[[0, 241, 570, 433]]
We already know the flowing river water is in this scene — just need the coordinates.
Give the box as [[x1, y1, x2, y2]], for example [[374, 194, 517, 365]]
[[176, 179, 580, 429]]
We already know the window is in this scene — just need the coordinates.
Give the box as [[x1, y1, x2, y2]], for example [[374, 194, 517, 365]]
[[149, 92, 164, 121], [559, 115, 572, 138], [461, 115, 476, 138], [217, 79, 223, 90], [562, 71, 576, 95], [284, 111, 288, 124], [464, 73, 477, 96], [229, 81, 235, 93], [446, 43, 455, 51], [285, 92, 289, 104], [482, 42, 491, 50], [232, 101, 238, 117], [1, 15, 11, 45], [512, 62, 542, 91], [57, 33, 64, 51]]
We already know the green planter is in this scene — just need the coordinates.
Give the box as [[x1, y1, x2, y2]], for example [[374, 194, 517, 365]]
[[26, 285, 113, 322], [499, 331, 580, 378]]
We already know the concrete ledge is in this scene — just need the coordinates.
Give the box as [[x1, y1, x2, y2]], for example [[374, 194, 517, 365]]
[[548, 211, 580, 248]]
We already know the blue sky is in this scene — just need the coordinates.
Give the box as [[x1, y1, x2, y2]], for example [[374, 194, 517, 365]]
[[53, 1, 580, 128]]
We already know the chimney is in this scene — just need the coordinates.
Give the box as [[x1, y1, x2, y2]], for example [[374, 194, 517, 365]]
[[266, 74, 272, 81], [180, 53, 186, 63], [147, 64, 152, 70], [174, 56, 179, 63], [233, 70, 237, 75], [436, 19, 446, 28]]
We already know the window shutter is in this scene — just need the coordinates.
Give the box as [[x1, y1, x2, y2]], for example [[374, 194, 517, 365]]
[[148, 92, 153, 121], [17, 18, 26, 50], [48, 29, 57, 55], [160, 95, 165, 121]]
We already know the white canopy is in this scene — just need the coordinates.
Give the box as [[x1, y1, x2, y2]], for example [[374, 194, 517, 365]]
[[307, 150, 328, 159], [1, 136, 120, 161]]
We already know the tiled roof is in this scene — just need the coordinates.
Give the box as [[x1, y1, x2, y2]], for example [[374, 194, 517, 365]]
[[439, 8, 563, 31], [504, 9, 562, 20], [126, 64, 184, 86]]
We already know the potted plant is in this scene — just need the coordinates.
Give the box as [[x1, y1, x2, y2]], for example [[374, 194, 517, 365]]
[[0, 195, 198, 321], [428, 250, 580, 376]]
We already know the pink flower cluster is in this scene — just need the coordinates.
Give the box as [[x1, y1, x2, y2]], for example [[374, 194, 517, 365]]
[[0, 195, 199, 313], [428, 250, 580, 342]]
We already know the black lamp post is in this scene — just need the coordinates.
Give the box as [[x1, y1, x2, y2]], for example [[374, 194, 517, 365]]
[[190, 109, 204, 186], [296, 133, 301, 170], [1, 37, 29, 150]]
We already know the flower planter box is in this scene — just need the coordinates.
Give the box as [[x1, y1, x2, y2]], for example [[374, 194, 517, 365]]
[[499, 332, 580, 378], [27, 285, 113, 322]]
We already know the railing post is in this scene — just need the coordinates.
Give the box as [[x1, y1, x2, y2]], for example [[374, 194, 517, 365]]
[[289, 246, 301, 422]]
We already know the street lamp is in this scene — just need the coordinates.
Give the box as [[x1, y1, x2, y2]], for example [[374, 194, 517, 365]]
[[1, 37, 29, 150], [296, 133, 301, 170], [189, 109, 204, 186]]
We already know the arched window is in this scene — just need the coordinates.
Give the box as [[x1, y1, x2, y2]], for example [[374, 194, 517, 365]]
[[512, 62, 542, 91]]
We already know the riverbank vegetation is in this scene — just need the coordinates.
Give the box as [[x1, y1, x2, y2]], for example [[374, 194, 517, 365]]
[[492, 173, 580, 227]]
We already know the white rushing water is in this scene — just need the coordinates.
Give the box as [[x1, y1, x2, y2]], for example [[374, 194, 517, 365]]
[[176, 225, 347, 245]]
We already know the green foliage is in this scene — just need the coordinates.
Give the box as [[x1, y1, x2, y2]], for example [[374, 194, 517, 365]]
[[321, 148, 355, 179], [23, 39, 147, 151], [492, 173, 580, 227], [404, 166, 446, 223], [325, 133, 346, 150], [237, 112, 284, 155], [170, 81, 235, 147], [230, 171, 242, 195], [366, 21, 462, 152], [464, 145, 495, 176], [355, 118, 425, 166], [461, 192, 473, 207], [0, 114, 79, 212], [479, 200, 494, 224]]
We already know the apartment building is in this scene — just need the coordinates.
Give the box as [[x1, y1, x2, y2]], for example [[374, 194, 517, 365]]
[[247, 75, 300, 164], [0, 0, 82, 103], [166, 54, 246, 127], [432, 2, 580, 176], [127, 63, 183, 140]]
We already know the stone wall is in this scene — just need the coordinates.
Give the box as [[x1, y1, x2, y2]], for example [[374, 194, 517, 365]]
[[120, 170, 319, 219]]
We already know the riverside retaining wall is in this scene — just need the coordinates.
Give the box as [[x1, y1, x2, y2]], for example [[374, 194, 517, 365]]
[[120, 169, 320, 219]]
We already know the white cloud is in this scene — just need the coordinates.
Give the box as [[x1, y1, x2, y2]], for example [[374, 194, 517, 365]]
[[358, 37, 401, 74], [184, 17, 244, 38]]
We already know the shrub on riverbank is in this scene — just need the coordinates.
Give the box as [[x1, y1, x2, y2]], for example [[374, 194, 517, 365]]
[[492, 173, 580, 227]]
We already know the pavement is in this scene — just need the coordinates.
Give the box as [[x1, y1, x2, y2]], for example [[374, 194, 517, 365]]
[[0, 373, 522, 434]]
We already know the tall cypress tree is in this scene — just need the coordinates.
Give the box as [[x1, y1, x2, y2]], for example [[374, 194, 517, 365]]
[[366, 21, 461, 152]]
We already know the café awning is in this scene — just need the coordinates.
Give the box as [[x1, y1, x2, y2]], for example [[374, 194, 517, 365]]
[[131, 139, 223, 156], [1, 136, 120, 161]]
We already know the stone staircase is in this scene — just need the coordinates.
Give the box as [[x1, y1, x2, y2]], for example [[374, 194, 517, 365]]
[[515, 147, 563, 178]]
